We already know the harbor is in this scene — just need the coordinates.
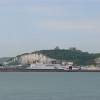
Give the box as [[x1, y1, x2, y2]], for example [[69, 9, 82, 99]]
[[0, 48, 100, 72], [0, 65, 100, 72]]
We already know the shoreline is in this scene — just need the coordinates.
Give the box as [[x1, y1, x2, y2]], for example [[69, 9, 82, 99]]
[[0, 68, 100, 72]]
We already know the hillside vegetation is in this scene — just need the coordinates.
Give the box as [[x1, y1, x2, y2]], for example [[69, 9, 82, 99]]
[[0, 57, 12, 64], [35, 49, 100, 65]]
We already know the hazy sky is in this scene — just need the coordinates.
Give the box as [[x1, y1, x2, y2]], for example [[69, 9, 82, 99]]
[[0, 0, 100, 57]]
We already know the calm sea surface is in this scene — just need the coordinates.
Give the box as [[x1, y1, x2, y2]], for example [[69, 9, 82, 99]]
[[0, 72, 100, 100]]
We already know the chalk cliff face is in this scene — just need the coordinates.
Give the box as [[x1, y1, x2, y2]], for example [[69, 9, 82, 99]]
[[6, 53, 56, 65], [19, 53, 56, 65]]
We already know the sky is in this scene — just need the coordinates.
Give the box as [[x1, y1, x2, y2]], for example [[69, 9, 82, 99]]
[[0, 0, 100, 57]]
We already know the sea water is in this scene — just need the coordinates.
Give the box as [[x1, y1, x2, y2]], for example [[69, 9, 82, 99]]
[[0, 72, 100, 100]]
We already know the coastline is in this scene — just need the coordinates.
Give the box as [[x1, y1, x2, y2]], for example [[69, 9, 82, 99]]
[[0, 68, 100, 72]]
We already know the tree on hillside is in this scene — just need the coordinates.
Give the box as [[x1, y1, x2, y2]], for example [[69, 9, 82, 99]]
[[54, 46, 60, 50]]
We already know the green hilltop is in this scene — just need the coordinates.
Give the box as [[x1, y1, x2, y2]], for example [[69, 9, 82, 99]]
[[35, 48, 100, 66]]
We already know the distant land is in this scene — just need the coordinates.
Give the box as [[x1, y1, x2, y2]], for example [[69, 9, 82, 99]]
[[0, 47, 100, 66], [35, 48, 100, 66], [0, 57, 12, 64]]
